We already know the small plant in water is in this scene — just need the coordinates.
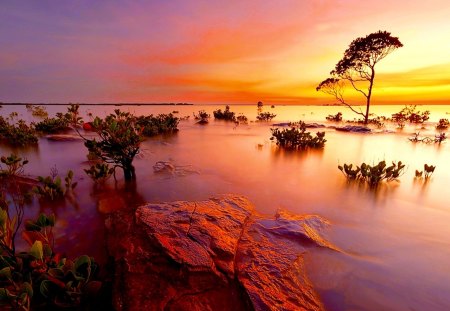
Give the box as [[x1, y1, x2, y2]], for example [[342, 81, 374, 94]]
[[326, 112, 343, 122], [0, 154, 28, 177], [270, 121, 326, 149], [416, 164, 436, 179], [33, 169, 77, 200], [193, 110, 210, 124], [338, 160, 405, 187], [84, 163, 114, 184], [436, 118, 449, 130], [213, 105, 236, 121], [256, 112, 276, 122]]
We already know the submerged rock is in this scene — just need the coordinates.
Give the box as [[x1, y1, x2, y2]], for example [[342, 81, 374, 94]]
[[335, 125, 371, 133], [153, 160, 199, 177], [106, 195, 335, 311], [45, 134, 82, 141]]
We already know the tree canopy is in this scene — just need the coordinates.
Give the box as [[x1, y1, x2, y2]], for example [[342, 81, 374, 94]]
[[317, 31, 403, 124]]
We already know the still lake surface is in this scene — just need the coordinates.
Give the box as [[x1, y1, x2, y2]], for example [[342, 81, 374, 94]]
[[1, 104, 450, 310]]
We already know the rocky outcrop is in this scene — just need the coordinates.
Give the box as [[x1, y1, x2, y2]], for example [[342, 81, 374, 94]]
[[335, 125, 371, 133], [106, 195, 335, 311]]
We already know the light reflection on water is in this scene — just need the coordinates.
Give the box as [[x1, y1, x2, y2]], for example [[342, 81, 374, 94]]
[[1, 104, 450, 310]]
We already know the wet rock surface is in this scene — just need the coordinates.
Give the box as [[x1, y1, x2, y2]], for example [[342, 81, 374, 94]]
[[106, 195, 334, 311], [45, 134, 83, 141], [335, 125, 371, 133]]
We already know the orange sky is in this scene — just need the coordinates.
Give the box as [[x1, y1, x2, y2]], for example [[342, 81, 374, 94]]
[[1, 0, 449, 104]]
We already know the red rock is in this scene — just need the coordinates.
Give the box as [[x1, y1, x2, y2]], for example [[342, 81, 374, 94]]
[[106, 195, 334, 311]]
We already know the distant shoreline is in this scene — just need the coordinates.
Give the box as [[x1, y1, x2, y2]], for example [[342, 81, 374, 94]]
[[0, 103, 193, 106]]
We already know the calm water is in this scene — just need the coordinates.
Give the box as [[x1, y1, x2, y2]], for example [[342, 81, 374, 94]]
[[1, 104, 450, 310]]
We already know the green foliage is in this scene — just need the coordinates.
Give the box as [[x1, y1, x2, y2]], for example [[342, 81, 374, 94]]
[[136, 113, 179, 136], [338, 160, 405, 187], [33, 169, 77, 200], [0, 213, 102, 310], [257, 112, 277, 121], [0, 154, 28, 177], [317, 31, 403, 124], [270, 121, 326, 149], [0, 116, 38, 146], [436, 118, 449, 130], [84, 110, 141, 180], [326, 112, 342, 122], [84, 163, 114, 184], [28, 105, 48, 118], [213, 106, 236, 121], [34, 114, 70, 134]]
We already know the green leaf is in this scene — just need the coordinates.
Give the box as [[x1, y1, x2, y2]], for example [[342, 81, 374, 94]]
[[0, 288, 11, 300], [74, 255, 91, 271], [0, 267, 11, 279], [40, 280, 52, 298], [21, 282, 33, 298], [48, 268, 65, 279], [30, 241, 43, 260]]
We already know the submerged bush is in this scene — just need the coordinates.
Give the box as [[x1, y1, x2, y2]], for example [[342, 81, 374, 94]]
[[213, 105, 236, 121], [34, 113, 71, 134], [33, 169, 77, 200], [326, 112, 342, 122], [83, 110, 141, 180], [391, 105, 430, 126], [338, 160, 405, 187], [193, 110, 210, 124], [0, 154, 28, 177], [257, 112, 276, 122], [84, 163, 114, 184], [0, 116, 38, 146], [136, 113, 179, 136], [436, 118, 449, 130], [270, 121, 326, 149]]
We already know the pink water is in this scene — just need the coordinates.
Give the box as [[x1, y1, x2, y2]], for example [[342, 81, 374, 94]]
[[1, 104, 450, 310]]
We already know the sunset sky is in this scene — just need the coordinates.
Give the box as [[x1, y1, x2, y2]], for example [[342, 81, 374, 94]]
[[1, 0, 449, 105]]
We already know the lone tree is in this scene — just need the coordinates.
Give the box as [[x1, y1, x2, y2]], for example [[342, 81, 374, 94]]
[[317, 31, 403, 124]]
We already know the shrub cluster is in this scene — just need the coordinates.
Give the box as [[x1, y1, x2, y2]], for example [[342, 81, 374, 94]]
[[338, 160, 405, 187], [0, 116, 38, 146], [270, 121, 326, 149]]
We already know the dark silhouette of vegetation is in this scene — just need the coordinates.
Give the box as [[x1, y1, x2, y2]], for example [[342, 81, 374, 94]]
[[193, 110, 210, 124], [338, 160, 405, 187], [391, 105, 430, 128], [326, 112, 343, 122], [270, 121, 326, 149], [436, 119, 449, 130], [415, 164, 436, 179], [256, 112, 276, 122], [409, 132, 446, 144], [317, 31, 403, 124], [213, 106, 236, 121]]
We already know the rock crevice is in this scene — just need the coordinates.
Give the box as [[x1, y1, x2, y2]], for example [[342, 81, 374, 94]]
[[106, 194, 335, 311]]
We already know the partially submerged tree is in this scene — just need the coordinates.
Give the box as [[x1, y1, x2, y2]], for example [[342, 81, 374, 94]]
[[317, 31, 403, 124]]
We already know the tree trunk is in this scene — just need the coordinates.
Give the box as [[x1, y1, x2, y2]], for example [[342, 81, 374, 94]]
[[123, 161, 136, 181], [365, 67, 376, 125]]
